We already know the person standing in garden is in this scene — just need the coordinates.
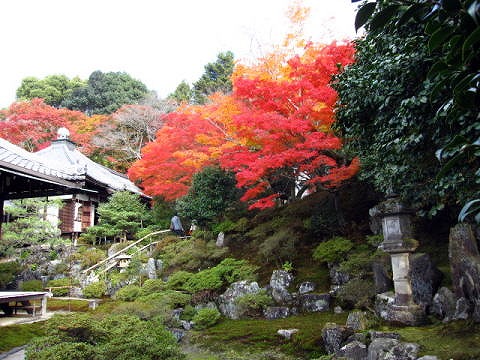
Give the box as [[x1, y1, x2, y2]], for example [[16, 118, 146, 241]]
[[170, 214, 185, 236]]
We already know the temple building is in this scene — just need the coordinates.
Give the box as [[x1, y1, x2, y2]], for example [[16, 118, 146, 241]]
[[33, 128, 146, 239]]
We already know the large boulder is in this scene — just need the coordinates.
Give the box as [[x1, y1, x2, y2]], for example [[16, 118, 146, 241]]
[[410, 253, 443, 307], [430, 287, 456, 321], [264, 306, 290, 320], [145, 258, 157, 279], [367, 338, 419, 360], [449, 223, 480, 321], [321, 322, 353, 355], [217, 280, 261, 319], [336, 340, 367, 360], [269, 270, 294, 305], [346, 311, 369, 331], [298, 293, 330, 313], [375, 292, 427, 326], [298, 281, 316, 294], [372, 261, 393, 294], [329, 264, 350, 290]]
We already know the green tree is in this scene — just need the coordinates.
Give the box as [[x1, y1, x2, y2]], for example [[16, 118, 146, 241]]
[[62, 71, 149, 115], [192, 51, 235, 104], [85, 191, 149, 242], [1, 199, 63, 257], [16, 75, 86, 108], [334, 0, 479, 216], [175, 166, 241, 226], [168, 80, 192, 103]]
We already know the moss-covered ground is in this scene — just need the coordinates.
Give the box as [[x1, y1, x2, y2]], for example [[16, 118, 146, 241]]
[[0, 322, 45, 352]]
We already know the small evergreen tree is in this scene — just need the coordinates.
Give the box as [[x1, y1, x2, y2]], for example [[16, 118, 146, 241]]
[[85, 191, 149, 243]]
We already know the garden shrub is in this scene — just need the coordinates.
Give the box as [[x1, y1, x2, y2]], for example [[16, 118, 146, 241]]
[[336, 278, 376, 309], [312, 237, 354, 264], [141, 279, 167, 295], [235, 290, 273, 318], [112, 301, 163, 320], [0, 261, 21, 290], [114, 285, 142, 302], [182, 258, 258, 294], [192, 308, 221, 329], [26, 313, 184, 360], [82, 281, 106, 298], [166, 271, 194, 291], [20, 279, 43, 291], [137, 290, 191, 309], [47, 278, 74, 296], [212, 219, 236, 234]]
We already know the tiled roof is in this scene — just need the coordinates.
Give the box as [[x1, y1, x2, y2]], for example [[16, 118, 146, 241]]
[[0, 138, 84, 182], [35, 139, 143, 195]]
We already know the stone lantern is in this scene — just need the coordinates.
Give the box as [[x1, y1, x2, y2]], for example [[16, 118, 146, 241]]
[[375, 194, 425, 325]]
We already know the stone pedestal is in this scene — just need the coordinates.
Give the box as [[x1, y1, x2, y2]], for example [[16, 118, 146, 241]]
[[375, 195, 426, 325]]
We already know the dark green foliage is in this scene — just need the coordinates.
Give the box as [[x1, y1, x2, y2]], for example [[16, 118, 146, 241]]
[[176, 166, 241, 227], [335, 0, 480, 216], [26, 313, 184, 360], [166, 270, 194, 290], [312, 237, 354, 264], [192, 308, 222, 329], [192, 51, 235, 104], [82, 281, 106, 298], [1, 199, 63, 257], [84, 191, 149, 243], [16, 75, 86, 107], [336, 278, 376, 309], [62, 71, 149, 115], [234, 290, 273, 318], [20, 280, 43, 291], [0, 261, 21, 289], [114, 284, 142, 302], [140, 278, 167, 295], [168, 80, 192, 103], [166, 258, 257, 294]]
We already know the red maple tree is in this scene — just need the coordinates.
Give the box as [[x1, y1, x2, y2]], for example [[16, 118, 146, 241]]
[[0, 98, 105, 154]]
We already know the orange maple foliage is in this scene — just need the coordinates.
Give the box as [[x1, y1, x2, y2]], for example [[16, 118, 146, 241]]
[[128, 95, 242, 200]]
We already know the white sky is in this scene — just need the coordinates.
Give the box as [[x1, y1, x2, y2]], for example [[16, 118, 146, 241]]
[[0, 0, 359, 108]]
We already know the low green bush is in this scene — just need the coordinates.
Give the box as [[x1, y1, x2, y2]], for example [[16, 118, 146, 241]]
[[137, 290, 192, 309], [112, 301, 163, 320], [114, 284, 142, 302], [166, 271, 194, 290], [336, 278, 376, 309], [192, 308, 221, 329], [182, 258, 258, 294], [235, 290, 273, 318], [312, 237, 354, 264], [0, 261, 21, 289], [82, 281, 106, 298], [141, 279, 167, 295], [20, 279, 43, 291], [25, 313, 184, 360]]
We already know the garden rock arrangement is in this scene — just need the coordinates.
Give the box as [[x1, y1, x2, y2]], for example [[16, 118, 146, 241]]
[[216, 270, 331, 320], [320, 314, 440, 360]]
